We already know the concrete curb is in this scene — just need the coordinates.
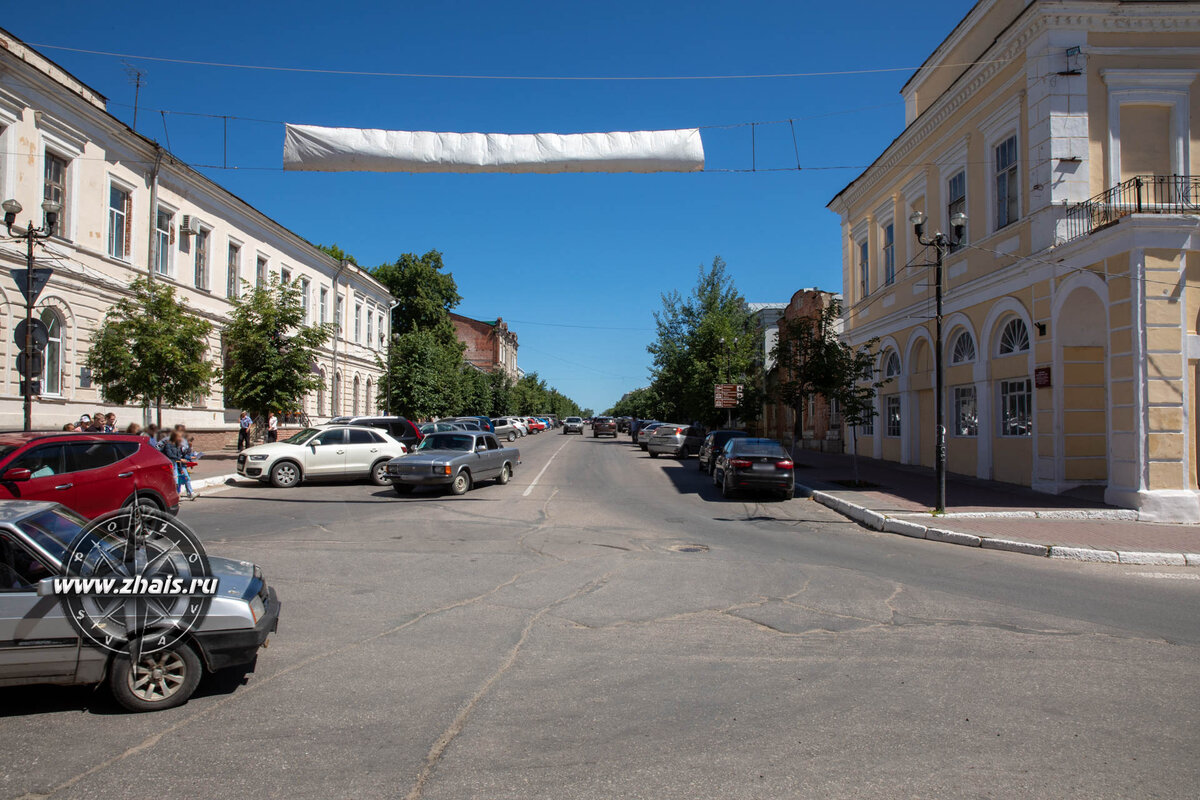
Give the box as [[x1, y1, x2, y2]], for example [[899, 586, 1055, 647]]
[[804, 485, 1196, 568], [190, 473, 239, 492]]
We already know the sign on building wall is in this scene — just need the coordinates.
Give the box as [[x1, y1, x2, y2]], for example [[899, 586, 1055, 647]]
[[1034, 367, 1052, 388]]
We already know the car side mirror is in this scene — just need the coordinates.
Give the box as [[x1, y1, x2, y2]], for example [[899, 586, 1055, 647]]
[[37, 576, 56, 597], [2, 467, 31, 482]]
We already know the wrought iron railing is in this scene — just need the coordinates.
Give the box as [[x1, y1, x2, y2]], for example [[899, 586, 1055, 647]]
[[1062, 174, 1200, 245]]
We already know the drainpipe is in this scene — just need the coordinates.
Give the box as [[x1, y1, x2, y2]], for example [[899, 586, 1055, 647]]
[[330, 259, 348, 417], [386, 297, 401, 415], [143, 145, 163, 428]]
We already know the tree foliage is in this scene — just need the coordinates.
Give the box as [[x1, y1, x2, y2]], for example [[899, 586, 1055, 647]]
[[85, 279, 216, 426], [371, 250, 462, 337], [644, 257, 763, 426], [223, 275, 331, 420]]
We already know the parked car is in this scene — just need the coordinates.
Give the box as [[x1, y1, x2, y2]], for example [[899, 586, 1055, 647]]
[[646, 424, 706, 459], [421, 421, 477, 435], [697, 430, 752, 475], [562, 416, 584, 434], [636, 422, 667, 450], [0, 500, 279, 711], [386, 431, 518, 496], [712, 438, 794, 500], [0, 432, 179, 518], [509, 418, 529, 437], [491, 418, 520, 442], [630, 420, 659, 444], [526, 418, 546, 433], [327, 415, 424, 450], [592, 417, 618, 438], [237, 425, 408, 488]]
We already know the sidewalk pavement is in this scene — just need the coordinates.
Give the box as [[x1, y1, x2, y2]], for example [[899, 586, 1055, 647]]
[[789, 448, 1200, 567], [182, 453, 240, 491]]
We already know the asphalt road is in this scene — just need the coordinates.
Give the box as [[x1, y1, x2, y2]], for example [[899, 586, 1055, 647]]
[[3, 428, 1199, 799]]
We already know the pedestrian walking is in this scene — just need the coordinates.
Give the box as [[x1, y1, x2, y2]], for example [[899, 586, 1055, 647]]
[[125, 423, 142, 435], [237, 411, 252, 451], [267, 411, 278, 443], [163, 431, 197, 500], [104, 413, 117, 433]]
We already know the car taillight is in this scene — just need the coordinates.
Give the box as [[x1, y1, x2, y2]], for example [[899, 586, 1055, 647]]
[[776, 460, 794, 470], [730, 458, 753, 468]]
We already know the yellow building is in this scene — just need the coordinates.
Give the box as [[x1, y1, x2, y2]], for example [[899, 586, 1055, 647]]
[[828, 0, 1200, 521]]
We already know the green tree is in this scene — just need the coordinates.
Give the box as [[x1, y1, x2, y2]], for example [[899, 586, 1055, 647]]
[[223, 275, 331, 420], [458, 367, 492, 416], [317, 243, 358, 266], [379, 328, 463, 419], [85, 279, 216, 428], [371, 250, 461, 336], [647, 257, 762, 426], [610, 386, 667, 420]]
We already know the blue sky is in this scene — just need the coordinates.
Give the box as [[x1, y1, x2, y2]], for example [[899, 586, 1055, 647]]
[[8, 1, 969, 413]]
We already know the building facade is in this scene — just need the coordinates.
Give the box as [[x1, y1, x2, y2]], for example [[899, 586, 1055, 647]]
[[828, 0, 1200, 520], [450, 313, 519, 379], [761, 290, 844, 451], [0, 30, 392, 431]]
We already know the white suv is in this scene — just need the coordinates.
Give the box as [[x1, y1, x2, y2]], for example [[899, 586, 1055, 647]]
[[237, 425, 408, 488]]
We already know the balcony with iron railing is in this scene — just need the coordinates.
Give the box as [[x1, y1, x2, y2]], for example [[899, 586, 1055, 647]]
[[1062, 174, 1200, 246]]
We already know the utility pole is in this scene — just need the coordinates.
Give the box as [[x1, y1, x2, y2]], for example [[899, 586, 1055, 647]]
[[910, 210, 967, 514]]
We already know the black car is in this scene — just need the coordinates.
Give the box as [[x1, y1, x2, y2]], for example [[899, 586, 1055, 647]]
[[697, 430, 752, 475], [712, 438, 794, 500]]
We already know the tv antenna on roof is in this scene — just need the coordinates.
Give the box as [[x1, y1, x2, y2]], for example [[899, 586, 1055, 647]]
[[123, 62, 146, 131]]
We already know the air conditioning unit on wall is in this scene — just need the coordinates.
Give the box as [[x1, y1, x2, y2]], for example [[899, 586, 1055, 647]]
[[180, 215, 199, 236]]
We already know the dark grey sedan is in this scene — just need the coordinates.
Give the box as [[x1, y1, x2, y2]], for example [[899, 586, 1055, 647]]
[[711, 438, 794, 500], [697, 430, 752, 474], [386, 431, 518, 496]]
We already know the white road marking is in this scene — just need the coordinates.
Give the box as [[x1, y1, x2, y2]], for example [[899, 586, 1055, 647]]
[[523, 438, 572, 497], [1129, 572, 1200, 580]]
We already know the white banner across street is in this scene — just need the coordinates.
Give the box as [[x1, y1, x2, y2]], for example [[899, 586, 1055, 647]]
[[282, 123, 705, 174]]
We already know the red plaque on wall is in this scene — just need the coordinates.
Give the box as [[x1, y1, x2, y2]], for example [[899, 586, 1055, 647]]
[[1034, 367, 1051, 388]]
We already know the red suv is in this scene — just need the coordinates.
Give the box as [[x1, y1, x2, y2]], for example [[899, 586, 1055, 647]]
[[0, 432, 179, 518]]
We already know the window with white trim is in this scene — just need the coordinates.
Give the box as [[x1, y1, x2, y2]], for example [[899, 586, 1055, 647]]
[[947, 170, 966, 252], [227, 241, 241, 298], [378, 312, 386, 349], [953, 385, 977, 437], [107, 182, 131, 260], [885, 395, 901, 437], [194, 227, 210, 289], [858, 239, 869, 298], [354, 303, 362, 343], [319, 287, 328, 323], [999, 378, 1032, 437], [281, 267, 291, 285], [994, 135, 1019, 230], [883, 351, 901, 378], [256, 256, 268, 287], [883, 223, 895, 285], [951, 331, 976, 364], [155, 207, 173, 276], [997, 318, 1030, 355], [40, 309, 63, 396], [299, 278, 310, 322], [366, 307, 374, 347], [860, 413, 874, 436], [335, 295, 344, 334], [44, 151, 68, 238]]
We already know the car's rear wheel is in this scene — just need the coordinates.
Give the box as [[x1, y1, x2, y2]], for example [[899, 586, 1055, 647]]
[[721, 472, 735, 499], [449, 470, 472, 495], [649, 450, 659, 458], [508, 431, 517, 442], [123, 493, 163, 512], [497, 463, 512, 485], [370, 460, 392, 486], [270, 461, 301, 488], [110, 639, 202, 712]]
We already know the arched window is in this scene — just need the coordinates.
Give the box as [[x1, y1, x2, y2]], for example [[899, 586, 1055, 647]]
[[317, 370, 326, 416], [352, 376, 360, 416], [883, 351, 901, 378], [365, 378, 373, 414], [997, 318, 1030, 355], [951, 330, 976, 364], [40, 309, 63, 396]]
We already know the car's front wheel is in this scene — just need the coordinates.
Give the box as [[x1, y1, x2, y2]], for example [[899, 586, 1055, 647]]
[[449, 470, 472, 496], [269, 461, 301, 488], [649, 450, 659, 458], [109, 639, 202, 712], [370, 460, 392, 486]]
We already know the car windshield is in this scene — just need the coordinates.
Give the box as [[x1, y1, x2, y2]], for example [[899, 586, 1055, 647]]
[[284, 428, 322, 445], [418, 433, 475, 452], [566, 417, 581, 423], [16, 507, 90, 565]]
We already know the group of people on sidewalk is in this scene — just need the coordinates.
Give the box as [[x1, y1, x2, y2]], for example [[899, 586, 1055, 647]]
[[63, 412, 205, 501], [236, 410, 279, 450]]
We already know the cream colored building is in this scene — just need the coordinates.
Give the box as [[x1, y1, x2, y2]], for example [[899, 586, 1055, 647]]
[[828, 0, 1200, 521], [0, 29, 392, 431]]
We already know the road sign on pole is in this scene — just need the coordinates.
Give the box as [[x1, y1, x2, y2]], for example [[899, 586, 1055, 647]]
[[713, 383, 743, 409], [11, 268, 52, 305], [14, 318, 49, 350]]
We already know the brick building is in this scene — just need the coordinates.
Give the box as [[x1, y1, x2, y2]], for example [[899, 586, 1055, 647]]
[[450, 313, 519, 379], [763, 289, 844, 452]]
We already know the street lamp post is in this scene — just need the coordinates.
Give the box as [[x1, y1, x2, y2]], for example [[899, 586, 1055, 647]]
[[3, 198, 61, 432], [909, 209, 967, 515]]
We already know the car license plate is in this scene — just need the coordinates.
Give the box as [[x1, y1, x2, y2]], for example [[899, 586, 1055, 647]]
[[753, 463, 774, 472]]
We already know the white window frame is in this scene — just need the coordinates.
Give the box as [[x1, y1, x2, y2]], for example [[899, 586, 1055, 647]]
[[999, 378, 1032, 438], [256, 255, 269, 287], [882, 222, 896, 286], [936, 138, 969, 253], [319, 287, 329, 323], [107, 178, 133, 261], [354, 302, 363, 343], [366, 306, 374, 348], [992, 134, 1020, 231], [335, 295, 344, 335], [299, 277, 310, 322], [281, 267, 292, 285], [997, 317, 1030, 357], [226, 239, 242, 298], [858, 239, 870, 299], [193, 224, 211, 290], [42, 149, 71, 240], [40, 308, 63, 397], [154, 204, 176, 277], [883, 350, 902, 378], [885, 395, 901, 438], [950, 330, 976, 364], [952, 385, 977, 437]]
